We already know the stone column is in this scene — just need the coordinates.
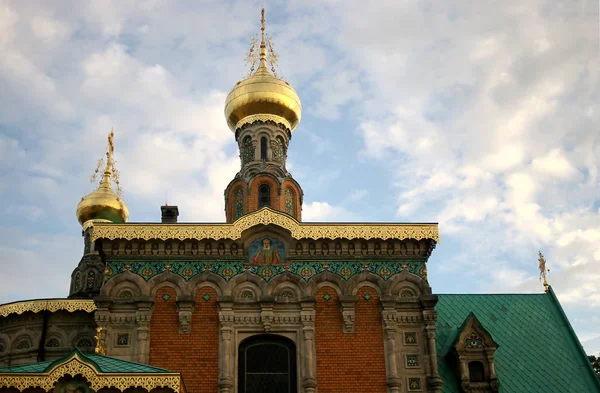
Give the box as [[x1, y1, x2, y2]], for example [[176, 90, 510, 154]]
[[381, 296, 401, 393], [218, 297, 234, 393], [300, 297, 317, 393], [422, 295, 443, 393], [135, 297, 153, 364], [486, 348, 499, 392], [458, 355, 469, 392]]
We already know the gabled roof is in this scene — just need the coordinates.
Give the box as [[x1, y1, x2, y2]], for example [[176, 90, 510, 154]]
[[436, 288, 600, 393], [0, 349, 169, 374], [0, 349, 184, 392]]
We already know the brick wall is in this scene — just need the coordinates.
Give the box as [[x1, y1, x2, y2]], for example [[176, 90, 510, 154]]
[[315, 286, 387, 393], [225, 176, 303, 222], [149, 286, 219, 393]]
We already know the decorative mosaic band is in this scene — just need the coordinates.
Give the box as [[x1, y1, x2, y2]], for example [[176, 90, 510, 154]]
[[0, 299, 97, 318], [106, 261, 427, 282], [91, 208, 440, 243]]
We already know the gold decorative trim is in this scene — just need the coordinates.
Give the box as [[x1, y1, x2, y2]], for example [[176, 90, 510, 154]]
[[0, 355, 181, 392], [91, 208, 439, 242], [235, 114, 291, 131], [0, 299, 96, 318]]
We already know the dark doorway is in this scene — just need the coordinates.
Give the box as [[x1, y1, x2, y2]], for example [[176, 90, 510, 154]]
[[238, 334, 297, 393]]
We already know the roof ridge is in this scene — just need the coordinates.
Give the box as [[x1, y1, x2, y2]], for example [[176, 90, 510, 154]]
[[89, 354, 171, 372], [437, 293, 547, 296], [547, 286, 600, 391]]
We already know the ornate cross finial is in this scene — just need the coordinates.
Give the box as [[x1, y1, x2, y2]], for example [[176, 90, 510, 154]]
[[95, 326, 106, 355], [243, 7, 282, 78], [538, 251, 550, 292], [90, 129, 123, 197], [261, 6, 266, 45]]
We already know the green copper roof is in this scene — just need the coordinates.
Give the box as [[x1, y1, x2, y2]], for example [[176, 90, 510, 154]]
[[0, 349, 170, 374], [436, 288, 600, 393], [0, 361, 54, 373]]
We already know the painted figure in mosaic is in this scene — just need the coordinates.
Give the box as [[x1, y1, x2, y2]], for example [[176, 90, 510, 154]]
[[251, 238, 282, 265]]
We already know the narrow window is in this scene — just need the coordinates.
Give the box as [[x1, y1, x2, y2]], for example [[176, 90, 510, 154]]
[[468, 361, 485, 382], [259, 184, 270, 208], [261, 137, 268, 160]]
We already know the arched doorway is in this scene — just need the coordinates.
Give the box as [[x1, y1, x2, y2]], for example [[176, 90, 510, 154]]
[[238, 334, 297, 393]]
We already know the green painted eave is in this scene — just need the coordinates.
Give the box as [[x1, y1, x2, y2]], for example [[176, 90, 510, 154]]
[[436, 291, 600, 393]]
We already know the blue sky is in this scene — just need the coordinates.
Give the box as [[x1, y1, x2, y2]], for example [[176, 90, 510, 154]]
[[0, 1, 598, 354]]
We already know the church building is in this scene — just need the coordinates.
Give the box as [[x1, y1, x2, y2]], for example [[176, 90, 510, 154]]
[[0, 9, 598, 393]]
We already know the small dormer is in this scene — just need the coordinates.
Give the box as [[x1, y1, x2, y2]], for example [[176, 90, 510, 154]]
[[449, 313, 500, 393]]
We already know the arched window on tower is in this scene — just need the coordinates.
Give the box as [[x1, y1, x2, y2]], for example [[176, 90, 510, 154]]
[[260, 137, 268, 160], [259, 184, 270, 208], [468, 361, 485, 383]]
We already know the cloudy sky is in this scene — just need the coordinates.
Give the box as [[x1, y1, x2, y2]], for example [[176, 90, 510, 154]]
[[0, 1, 598, 353]]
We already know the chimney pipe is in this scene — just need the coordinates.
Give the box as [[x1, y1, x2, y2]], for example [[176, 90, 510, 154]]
[[161, 205, 179, 223]]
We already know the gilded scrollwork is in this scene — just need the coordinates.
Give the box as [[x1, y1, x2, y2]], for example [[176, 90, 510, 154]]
[[91, 208, 439, 243], [0, 299, 96, 318], [0, 355, 181, 392]]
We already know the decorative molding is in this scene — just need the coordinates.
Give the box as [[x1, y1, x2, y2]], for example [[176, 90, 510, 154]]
[[0, 299, 96, 318], [105, 261, 428, 283], [0, 355, 181, 392], [91, 208, 439, 243], [235, 114, 292, 132]]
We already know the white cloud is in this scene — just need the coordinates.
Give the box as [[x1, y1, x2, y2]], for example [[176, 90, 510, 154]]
[[532, 148, 578, 179], [302, 201, 358, 222]]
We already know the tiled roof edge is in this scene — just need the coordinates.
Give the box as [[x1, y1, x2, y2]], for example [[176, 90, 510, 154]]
[[548, 286, 600, 391], [89, 354, 171, 373]]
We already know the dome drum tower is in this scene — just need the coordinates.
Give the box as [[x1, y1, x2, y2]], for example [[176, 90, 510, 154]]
[[223, 8, 303, 223]]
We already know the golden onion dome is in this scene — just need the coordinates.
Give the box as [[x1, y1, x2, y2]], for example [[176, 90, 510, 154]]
[[76, 130, 129, 227], [224, 8, 301, 133], [76, 176, 129, 226]]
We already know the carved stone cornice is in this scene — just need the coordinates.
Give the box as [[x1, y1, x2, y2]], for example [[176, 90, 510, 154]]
[[0, 299, 96, 318], [91, 208, 439, 242]]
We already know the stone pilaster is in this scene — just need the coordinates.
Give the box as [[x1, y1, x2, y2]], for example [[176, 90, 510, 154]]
[[381, 296, 401, 393], [218, 297, 234, 393], [135, 297, 152, 364], [300, 297, 317, 393]]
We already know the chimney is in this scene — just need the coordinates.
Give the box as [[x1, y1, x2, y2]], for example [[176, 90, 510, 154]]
[[161, 205, 179, 223]]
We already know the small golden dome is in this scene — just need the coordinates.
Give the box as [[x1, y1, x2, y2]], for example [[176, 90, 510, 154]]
[[76, 177, 129, 226], [76, 130, 129, 227], [224, 8, 302, 133]]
